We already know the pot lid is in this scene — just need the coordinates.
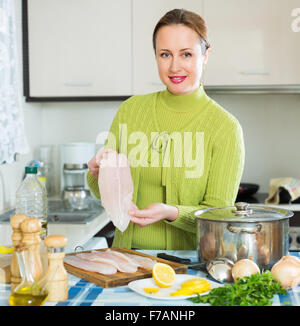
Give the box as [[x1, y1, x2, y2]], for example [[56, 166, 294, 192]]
[[194, 202, 293, 222]]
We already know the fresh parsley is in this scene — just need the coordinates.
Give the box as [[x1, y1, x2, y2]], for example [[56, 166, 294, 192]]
[[188, 270, 288, 306]]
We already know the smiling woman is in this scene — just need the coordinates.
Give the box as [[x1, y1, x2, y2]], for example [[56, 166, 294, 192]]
[[87, 8, 245, 250], [155, 24, 208, 96], [153, 9, 210, 96]]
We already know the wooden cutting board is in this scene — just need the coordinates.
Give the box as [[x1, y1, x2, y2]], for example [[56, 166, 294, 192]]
[[64, 247, 188, 288]]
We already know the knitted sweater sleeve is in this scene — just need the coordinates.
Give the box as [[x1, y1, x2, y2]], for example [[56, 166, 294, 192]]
[[167, 121, 245, 234]]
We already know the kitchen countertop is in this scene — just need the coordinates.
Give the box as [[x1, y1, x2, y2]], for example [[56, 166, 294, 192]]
[[48, 211, 109, 253], [0, 199, 110, 252], [1, 250, 299, 307], [0, 213, 110, 253], [238, 192, 300, 211]]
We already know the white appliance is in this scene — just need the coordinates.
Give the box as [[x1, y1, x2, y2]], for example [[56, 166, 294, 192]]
[[60, 143, 96, 208]]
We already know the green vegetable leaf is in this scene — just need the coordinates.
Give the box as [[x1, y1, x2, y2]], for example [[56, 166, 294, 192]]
[[188, 271, 288, 306]]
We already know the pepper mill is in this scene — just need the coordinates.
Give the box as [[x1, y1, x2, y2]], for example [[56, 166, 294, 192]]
[[10, 214, 28, 291], [20, 218, 43, 282], [44, 235, 68, 302]]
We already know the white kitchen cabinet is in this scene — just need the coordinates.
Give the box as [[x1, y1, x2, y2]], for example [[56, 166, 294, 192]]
[[132, 0, 204, 95], [24, 0, 300, 100], [202, 0, 300, 88], [26, 0, 132, 98]]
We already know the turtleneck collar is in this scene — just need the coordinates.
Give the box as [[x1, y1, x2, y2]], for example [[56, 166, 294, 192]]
[[159, 84, 208, 112]]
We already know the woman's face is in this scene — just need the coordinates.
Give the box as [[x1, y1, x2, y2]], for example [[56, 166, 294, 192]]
[[155, 24, 209, 96]]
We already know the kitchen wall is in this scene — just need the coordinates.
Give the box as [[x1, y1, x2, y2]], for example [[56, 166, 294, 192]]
[[210, 92, 300, 189], [1, 0, 300, 213]]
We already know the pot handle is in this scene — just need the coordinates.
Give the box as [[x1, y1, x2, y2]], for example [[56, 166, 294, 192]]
[[227, 223, 262, 234]]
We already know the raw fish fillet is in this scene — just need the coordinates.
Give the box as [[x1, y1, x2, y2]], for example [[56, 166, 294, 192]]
[[64, 255, 117, 275], [77, 251, 138, 273], [97, 149, 135, 232], [106, 249, 139, 267], [123, 253, 157, 270], [99, 249, 156, 270], [105, 249, 156, 270]]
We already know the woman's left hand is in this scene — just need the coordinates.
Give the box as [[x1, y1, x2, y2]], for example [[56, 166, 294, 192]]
[[129, 203, 178, 227]]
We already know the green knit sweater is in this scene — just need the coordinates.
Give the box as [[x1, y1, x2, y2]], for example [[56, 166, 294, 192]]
[[87, 85, 245, 250]]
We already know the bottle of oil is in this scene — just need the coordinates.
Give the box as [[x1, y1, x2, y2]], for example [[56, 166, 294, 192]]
[[9, 245, 48, 306], [16, 166, 48, 239]]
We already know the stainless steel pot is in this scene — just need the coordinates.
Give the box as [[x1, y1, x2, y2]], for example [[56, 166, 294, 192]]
[[194, 202, 293, 270]]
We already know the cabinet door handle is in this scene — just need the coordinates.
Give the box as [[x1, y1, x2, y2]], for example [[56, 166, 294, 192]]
[[239, 71, 270, 76]]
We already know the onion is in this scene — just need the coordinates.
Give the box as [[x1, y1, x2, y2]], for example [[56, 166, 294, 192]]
[[231, 259, 260, 282], [200, 232, 218, 260], [271, 255, 300, 289]]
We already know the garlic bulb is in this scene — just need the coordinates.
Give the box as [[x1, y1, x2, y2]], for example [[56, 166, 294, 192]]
[[232, 259, 260, 282], [271, 255, 300, 289]]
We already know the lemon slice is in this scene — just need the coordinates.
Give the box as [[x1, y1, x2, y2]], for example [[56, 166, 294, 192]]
[[181, 277, 208, 288], [170, 278, 211, 296], [144, 288, 160, 294], [0, 245, 14, 254], [152, 262, 176, 288]]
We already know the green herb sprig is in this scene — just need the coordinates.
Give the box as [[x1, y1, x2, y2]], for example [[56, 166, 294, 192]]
[[188, 271, 288, 306]]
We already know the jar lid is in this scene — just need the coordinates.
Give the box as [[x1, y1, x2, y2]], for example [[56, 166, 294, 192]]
[[63, 163, 88, 170], [0, 245, 14, 254], [25, 166, 37, 174], [194, 202, 293, 222]]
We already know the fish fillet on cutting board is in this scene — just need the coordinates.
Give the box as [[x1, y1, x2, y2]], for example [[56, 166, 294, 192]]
[[98, 150, 135, 233], [64, 247, 188, 288], [64, 255, 117, 275], [77, 251, 138, 273], [105, 249, 156, 270], [123, 253, 157, 270]]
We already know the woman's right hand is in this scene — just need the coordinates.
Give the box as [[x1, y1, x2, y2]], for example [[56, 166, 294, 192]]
[[88, 147, 115, 179]]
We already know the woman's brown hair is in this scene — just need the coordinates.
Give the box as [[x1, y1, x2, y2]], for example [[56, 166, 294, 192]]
[[152, 8, 210, 54]]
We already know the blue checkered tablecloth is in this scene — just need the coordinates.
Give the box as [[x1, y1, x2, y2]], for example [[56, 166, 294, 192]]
[[1, 250, 300, 306]]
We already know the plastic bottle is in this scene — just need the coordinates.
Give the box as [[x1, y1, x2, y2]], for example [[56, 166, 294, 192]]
[[15, 166, 48, 239], [25, 160, 47, 190]]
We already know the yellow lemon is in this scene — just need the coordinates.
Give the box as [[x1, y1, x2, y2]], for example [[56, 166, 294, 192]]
[[181, 278, 208, 288], [144, 288, 160, 294], [191, 284, 211, 294], [152, 263, 176, 288], [170, 278, 211, 296], [170, 288, 194, 296]]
